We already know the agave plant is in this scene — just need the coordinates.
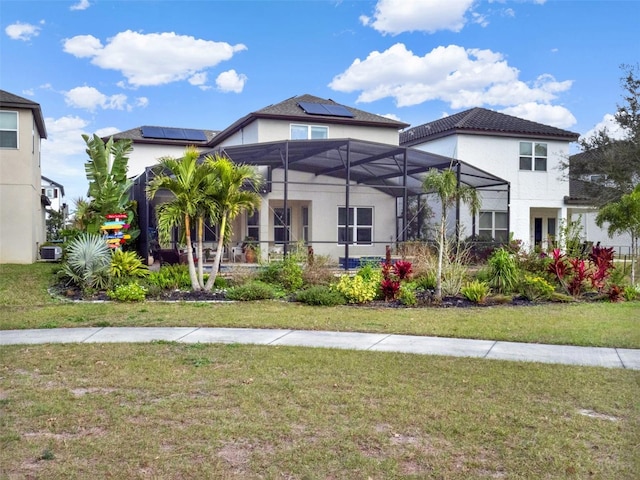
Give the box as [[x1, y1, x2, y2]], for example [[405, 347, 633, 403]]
[[59, 233, 112, 291]]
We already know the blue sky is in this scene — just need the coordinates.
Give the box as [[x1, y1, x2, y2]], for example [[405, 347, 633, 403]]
[[1, 0, 638, 204]]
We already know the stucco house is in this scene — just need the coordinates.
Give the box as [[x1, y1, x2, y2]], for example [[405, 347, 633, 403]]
[[0, 90, 48, 264], [126, 95, 509, 264], [400, 108, 580, 251]]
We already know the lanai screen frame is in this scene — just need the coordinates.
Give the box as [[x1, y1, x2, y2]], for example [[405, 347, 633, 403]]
[[204, 138, 510, 264]]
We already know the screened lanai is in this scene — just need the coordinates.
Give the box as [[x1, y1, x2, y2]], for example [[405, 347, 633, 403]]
[[134, 138, 509, 265], [205, 138, 510, 263]]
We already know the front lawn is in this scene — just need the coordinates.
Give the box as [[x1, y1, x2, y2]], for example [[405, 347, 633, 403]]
[[1, 343, 638, 479]]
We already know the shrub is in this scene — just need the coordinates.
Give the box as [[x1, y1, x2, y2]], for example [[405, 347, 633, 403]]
[[414, 270, 437, 290], [398, 282, 418, 306], [225, 281, 277, 301], [59, 233, 112, 291], [461, 280, 490, 304], [257, 256, 303, 292], [441, 260, 468, 297], [110, 249, 149, 280], [520, 275, 555, 301], [487, 247, 519, 294], [107, 282, 147, 302], [147, 264, 191, 290], [302, 254, 337, 286], [333, 273, 379, 304], [623, 284, 640, 301], [295, 285, 346, 306]]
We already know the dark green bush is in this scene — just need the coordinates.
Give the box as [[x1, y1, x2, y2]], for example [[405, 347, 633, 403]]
[[225, 281, 277, 301], [295, 285, 346, 306], [257, 256, 303, 292], [147, 264, 191, 290]]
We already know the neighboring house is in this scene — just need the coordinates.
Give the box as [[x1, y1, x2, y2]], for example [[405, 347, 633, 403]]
[[130, 94, 509, 263], [0, 90, 48, 264], [41, 175, 68, 219], [564, 150, 631, 255], [400, 108, 580, 251]]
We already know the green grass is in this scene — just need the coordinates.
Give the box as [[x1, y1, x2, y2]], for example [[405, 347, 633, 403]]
[[1, 343, 638, 479], [1, 263, 639, 348]]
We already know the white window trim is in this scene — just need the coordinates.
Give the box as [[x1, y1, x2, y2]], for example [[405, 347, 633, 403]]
[[0, 110, 19, 149], [519, 141, 547, 172], [479, 211, 509, 242], [290, 124, 329, 140], [338, 206, 374, 246]]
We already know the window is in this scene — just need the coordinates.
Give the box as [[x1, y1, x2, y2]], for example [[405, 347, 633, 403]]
[[247, 210, 260, 242], [519, 142, 547, 171], [338, 207, 373, 245], [479, 211, 508, 242], [0, 111, 18, 148], [273, 208, 290, 244], [290, 124, 328, 140]]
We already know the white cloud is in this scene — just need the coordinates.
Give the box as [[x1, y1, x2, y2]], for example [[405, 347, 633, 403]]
[[5, 21, 41, 41], [580, 113, 628, 141], [63, 30, 247, 87], [135, 97, 149, 108], [500, 103, 577, 129], [360, 0, 475, 35], [329, 43, 573, 112], [70, 0, 91, 11], [216, 69, 248, 93], [64, 86, 141, 112]]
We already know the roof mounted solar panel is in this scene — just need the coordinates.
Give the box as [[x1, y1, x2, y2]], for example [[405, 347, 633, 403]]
[[298, 101, 354, 118], [141, 126, 165, 139], [182, 128, 208, 141], [140, 126, 208, 142]]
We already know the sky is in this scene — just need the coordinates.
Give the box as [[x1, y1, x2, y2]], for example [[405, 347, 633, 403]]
[[1, 0, 638, 205]]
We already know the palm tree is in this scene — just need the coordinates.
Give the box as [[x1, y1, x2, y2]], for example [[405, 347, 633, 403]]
[[422, 166, 481, 299], [146, 146, 214, 291], [203, 154, 262, 291]]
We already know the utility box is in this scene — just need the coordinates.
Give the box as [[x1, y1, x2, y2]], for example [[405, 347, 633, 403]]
[[40, 245, 63, 261]]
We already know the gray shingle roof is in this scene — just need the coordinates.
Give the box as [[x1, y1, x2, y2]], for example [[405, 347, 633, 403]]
[[210, 94, 409, 146], [107, 126, 218, 145], [400, 107, 579, 146], [0, 89, 47, 139]]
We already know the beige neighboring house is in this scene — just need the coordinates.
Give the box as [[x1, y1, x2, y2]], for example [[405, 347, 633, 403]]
[[0, 90, 48, 264]]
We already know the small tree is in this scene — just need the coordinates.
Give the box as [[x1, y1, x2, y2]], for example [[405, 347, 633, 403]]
[[596, 185, 640, 284], [46, 209, 66, 241], [203, 154, 262, 291], [147, 147, 215, 291], [422, 167, 480, 299]]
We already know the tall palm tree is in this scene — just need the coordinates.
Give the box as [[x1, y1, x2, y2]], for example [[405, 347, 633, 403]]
[[203, 154, 262, 291], [146, 146, 214, 291], [422, 166, 481, 299]]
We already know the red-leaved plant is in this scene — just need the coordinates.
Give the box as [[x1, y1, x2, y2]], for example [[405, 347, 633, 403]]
[[379, 260, 413, 301], [588, 246, 615, 292]]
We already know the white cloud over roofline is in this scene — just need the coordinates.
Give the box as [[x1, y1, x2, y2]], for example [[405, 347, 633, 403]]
[[216, 70, 248, 93], [63, 30, 247, 88], [64, 86, 146, 113], [329, 43, 575, 128]]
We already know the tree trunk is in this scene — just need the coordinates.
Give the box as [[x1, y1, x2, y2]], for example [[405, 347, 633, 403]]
[[436, 216, 445, 300], [204, 214, 227, 291], [196, 217, 205, 289], [184, 215, 200, 291]]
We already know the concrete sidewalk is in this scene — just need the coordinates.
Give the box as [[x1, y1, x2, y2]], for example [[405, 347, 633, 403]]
[[1, 327, 639, 370]]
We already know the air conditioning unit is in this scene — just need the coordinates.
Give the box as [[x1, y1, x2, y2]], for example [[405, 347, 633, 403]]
[[40, 246, 63, 261]]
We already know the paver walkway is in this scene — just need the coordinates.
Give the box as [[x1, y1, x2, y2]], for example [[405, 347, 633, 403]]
[[1, 327, 639, 370]]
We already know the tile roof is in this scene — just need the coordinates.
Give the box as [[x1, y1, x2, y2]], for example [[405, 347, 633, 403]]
[[0, 89, 47, 139], [400, 107, 579, 146]]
